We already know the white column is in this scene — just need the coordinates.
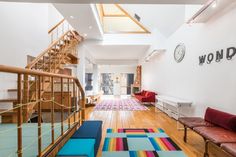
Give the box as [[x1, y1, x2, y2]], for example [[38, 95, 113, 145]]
[[77, 44, 86, 88], [93, 64, 99, 94]]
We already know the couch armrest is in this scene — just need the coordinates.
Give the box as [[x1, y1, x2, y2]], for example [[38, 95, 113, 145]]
[[134, 92, 142, 95]]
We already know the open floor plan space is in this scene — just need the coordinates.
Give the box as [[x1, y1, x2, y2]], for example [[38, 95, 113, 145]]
[[0, 0, 236, 157]]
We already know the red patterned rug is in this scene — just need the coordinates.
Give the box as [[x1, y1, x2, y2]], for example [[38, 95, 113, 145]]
[[94, 98, 149, 111]]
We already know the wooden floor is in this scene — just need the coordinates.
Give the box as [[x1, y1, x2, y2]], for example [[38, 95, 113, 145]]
[[85, 106, 230, 157]]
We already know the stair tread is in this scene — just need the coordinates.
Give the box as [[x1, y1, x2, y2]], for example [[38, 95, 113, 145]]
[[8, 89, 17, 92], [0, 99, 18, 102], [0, 109, 17, 114]]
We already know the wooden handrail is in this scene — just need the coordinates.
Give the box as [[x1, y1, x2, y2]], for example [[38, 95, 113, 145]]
[[0, 64, 85, 105], [48, 19, 65, 34], [0, 65, 74, 79], [71, 30, 83, 42]]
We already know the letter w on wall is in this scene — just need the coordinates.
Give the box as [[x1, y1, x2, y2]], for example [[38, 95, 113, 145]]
[[199, 55, 206, 65]]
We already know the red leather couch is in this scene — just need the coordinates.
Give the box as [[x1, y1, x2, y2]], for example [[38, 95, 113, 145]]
[[134, 90, 156, 103], [179, 107, 236, 157]]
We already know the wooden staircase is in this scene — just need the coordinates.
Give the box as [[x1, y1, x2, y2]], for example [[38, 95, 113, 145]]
[[26, 30, 82, 72], [1, 19, 83, 123]]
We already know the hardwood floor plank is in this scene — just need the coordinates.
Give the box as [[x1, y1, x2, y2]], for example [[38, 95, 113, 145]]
[[85, 106, 230, 157]]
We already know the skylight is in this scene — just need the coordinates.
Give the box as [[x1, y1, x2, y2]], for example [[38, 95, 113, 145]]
[[96, 4, 150, 34]]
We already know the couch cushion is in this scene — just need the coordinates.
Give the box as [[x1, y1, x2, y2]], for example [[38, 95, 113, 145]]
[[57, 139, 95, 157], [141, 90, 147, 96], [145, 91, 154, 97], [72, 120, 102, 139], [221, 143, 236, 157], [71, 120, 102, 157], [204, 107, 236, 131], [135, 95, 144, 101], [178, 117, 214, 129], [193, 127, 236, 144], [145, 91, 150, 97]]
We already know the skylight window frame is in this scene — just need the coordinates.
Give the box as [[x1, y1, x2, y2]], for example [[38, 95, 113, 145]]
[[96, 4, 150, 34]]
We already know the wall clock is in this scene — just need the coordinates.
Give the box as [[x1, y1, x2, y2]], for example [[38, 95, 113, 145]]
[[174, 43, 186, 63]]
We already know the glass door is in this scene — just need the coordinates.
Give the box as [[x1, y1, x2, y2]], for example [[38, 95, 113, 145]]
[[100, 73, 134, 95], [100, 73, 114, 95]]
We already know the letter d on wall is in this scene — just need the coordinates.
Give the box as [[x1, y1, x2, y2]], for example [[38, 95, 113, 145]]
[[226, 47, 236, 60]]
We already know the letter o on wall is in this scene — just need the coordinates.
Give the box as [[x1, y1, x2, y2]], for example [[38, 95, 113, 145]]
[[207, 53, 214, 64]]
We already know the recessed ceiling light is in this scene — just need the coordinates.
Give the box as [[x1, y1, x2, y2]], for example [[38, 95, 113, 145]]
[[84, 33, 88, 37], [70, 16, 75, 19], [89, 26, 93, 29], [212, 0, 217, 8]]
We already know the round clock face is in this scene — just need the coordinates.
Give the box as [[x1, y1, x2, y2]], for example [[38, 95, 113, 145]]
[[174, 43, 185, 63]]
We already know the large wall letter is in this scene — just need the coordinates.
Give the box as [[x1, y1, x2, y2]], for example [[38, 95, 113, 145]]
[[207, 53, 214, 64], [199, 55, 206, 65], [216, 49, 223, 62], [226, 47, 236, 60]]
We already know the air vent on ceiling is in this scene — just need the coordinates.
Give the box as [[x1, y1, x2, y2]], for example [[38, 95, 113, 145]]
[[134, 13, 141, 22]]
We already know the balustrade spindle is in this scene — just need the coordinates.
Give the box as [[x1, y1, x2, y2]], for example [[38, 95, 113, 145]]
[[51, 33, 53, 44], [17, 74, 23, 157], [62, 22, 64, 34], [56, 28, 59, 40], [38, 76, 42, 157], [73, 81, 76, 124], [49, 53, 51, 72], [61, 78, 64, 135], [68, 78, 71, 128], [78, 91, 81, 125], [51, 77, 55, 144]]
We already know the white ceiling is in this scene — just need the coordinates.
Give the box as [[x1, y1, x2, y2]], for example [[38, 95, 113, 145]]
[[54, 3, 188, 39], [121, 4, 186, 37], [54, 4, 103, 39], [86, 45, 150, 60], [51, 0, 229, 63], [2, 0, 206, 4]]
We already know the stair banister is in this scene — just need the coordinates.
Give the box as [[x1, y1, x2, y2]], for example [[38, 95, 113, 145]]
[[0, 64, 85, 157], [25, 30, 71, 69], [48, 19, 65, 34]]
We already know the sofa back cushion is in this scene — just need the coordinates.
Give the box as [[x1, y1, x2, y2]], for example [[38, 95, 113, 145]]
[[204, 107, 236, 131], [145, 91, 155, 97], [141, 90, 147, 96]]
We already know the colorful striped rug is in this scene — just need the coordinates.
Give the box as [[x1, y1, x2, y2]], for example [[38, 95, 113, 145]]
[[94, 98, 149, 111], [102, 128, 187, 157]]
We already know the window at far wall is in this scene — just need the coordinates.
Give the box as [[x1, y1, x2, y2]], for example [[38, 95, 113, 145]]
[[121, 73, 134, 95], [85, 73, 93, 91]]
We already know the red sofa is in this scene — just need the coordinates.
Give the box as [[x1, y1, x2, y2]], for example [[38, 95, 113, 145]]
[[134, 90, 156, 103]]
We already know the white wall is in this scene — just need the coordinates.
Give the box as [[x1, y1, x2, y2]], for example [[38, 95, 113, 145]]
[[0, 2, 63, 109], [0, 2, 50, 106], [48, 4, 64, 30], [0, 2, 49, 67], [142, 4, 236, 116], [77, 44, 87, 88], [98, 65, 136, 74]]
